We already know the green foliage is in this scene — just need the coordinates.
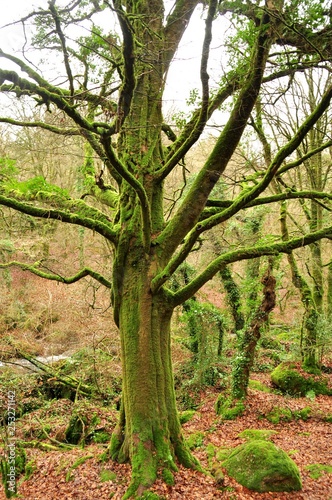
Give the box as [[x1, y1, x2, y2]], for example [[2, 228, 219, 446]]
[[92, 431, 111, 444], [179, 410, 196, 425], [100, 469, 117, 482], [292, 407, 311, 421], [305, 463, 332, 480], [215, 395, 245, 420], [186, 431, 205, 450]]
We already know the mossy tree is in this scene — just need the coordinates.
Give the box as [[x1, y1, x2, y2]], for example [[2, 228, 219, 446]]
[[251, 70, 332, 369], [1, 1, 332, 497]]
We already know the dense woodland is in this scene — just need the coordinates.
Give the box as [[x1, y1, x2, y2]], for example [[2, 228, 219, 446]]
[[0, 0, 332, 498]]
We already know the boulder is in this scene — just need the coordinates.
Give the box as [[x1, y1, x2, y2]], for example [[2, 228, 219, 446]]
[[222, 439, 302, 492], [271, 362, 331, 396]]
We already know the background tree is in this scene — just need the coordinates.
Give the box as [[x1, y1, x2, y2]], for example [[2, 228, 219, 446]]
[[1, 1, 332, 497], [250, 69, 332, 369]]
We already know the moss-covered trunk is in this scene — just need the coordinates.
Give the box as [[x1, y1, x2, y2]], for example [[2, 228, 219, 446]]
[[280, 202, 319, 369], [232, 266, 276, 400], [110, 253, 198, 498]]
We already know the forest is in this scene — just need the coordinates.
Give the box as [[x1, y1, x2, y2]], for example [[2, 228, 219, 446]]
[[0, 0, 331, 498]]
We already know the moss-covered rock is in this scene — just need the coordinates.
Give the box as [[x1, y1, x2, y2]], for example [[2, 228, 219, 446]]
[[271, 362, 332, 396], [222, 439, 302, 492], [238, 429, 277, 441], [215, 395, 245, 420]]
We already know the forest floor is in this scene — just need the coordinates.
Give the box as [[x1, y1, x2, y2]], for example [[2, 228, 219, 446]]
[[1, 372, 331, 500]]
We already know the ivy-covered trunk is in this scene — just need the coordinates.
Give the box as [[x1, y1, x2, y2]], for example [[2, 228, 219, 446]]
[[231, 266, 276, 400], [280, 201, 319, 369]]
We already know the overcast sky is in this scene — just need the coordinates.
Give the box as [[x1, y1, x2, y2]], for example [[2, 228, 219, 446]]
[[0, 1, 225, 122]]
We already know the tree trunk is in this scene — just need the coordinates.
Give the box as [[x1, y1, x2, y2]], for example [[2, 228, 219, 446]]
[[109, 253, 198, 498], [231, 266, 276, 400], [219, 265, 244, 334], [280, 202, 319, 369]]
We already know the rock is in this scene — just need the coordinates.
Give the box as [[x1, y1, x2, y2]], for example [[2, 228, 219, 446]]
[[222, 439, 302, 492], [271, 361, 331, 396]]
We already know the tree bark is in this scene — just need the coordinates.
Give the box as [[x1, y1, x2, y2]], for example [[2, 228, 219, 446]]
[[109, 253, 198, 498]]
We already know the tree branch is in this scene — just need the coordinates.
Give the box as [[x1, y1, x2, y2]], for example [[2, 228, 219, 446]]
[[0, 194, 118, 244], [205, 190, 332, 211], [157, 11, 274, 260], [192, 80, 332, 236], [164, 0, 200, 74], [110, 0, 135, 129], [48, 0, 75, 95], [156, 0, 217, 180], [101, 135, 151, 250], [172, 223, 332, 305], [0, 261, 112, 288], [0, 116, 80, 135]]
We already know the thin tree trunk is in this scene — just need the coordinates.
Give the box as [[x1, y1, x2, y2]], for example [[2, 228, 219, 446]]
[[280, 202, 319, 369], [219, 265, 244, 334], [231, 263, 276, 400]]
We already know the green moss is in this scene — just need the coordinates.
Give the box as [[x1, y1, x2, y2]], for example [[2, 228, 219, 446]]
[[187, 431, 204, 450], [259, 336, 282, 350], [248, 379, 273, 393], [179, 410, 196, 424], [305, 463, 332, 480], [137, 493, 162, 500], [65, 414, 88, 445], [216, 447, 233, 462], [222, 440, 302, 492], [271, 362, 332, 396], [215, 395, 245, 420], [24, 460, 37, 480], [100, 469, 117, 482], [265, 406, 292, 424], [92, 431, 111, 443], [109, 432, 122, 461], [239, 429, 277, 441], [205, 443, 215, 460], [65, 455, 93, 482], [162, 468, 174, 485]]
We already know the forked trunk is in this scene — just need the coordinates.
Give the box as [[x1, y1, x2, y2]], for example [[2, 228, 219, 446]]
[[109, 254, 198, 498]]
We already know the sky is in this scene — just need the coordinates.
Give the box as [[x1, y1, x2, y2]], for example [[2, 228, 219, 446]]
[[0, 1, 227, 126]]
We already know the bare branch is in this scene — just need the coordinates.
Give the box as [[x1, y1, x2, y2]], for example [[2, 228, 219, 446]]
[[0, 116, 80, 135], [48, 0, 75, 95]]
